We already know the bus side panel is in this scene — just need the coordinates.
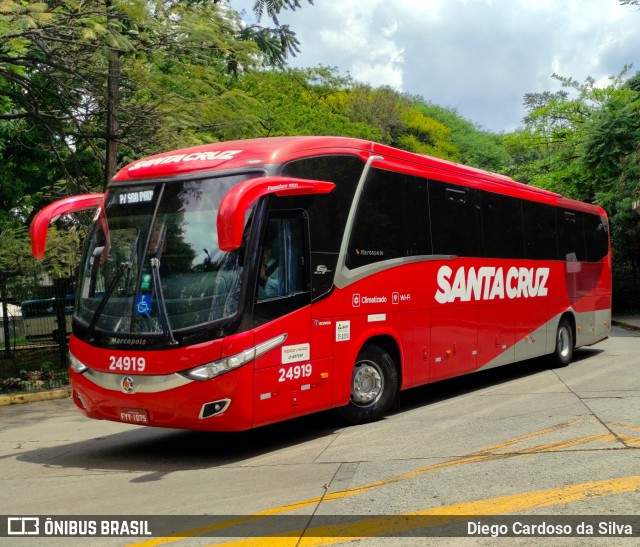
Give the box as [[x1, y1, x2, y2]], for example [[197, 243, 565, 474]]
[[476, 301, 516, 369], [252, 357, 333, 427], [411, 310, 431, 387], [571, 261, 608, 346], [514, 298, 551, 362], [252, 305, 335, 427], [429, 306, 477, 382]]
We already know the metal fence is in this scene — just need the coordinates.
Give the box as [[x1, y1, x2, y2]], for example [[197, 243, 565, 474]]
[[0, 274, 72, 394]]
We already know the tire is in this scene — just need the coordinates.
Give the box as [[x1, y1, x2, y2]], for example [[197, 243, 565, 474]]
[[550, 317, 574, 368], [337, 344, 399, 425]]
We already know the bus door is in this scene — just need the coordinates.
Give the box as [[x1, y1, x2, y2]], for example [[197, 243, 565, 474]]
[[252, 212, 332, 426]]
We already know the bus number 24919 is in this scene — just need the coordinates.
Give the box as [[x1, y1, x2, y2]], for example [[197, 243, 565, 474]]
[[109, 356, 146, 372], [278, 364, 312, 382]]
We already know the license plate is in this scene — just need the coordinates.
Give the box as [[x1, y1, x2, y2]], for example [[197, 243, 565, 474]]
[[119, 408, 149, 424]]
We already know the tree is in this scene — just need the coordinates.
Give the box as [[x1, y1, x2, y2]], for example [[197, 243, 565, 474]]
[[505, 68, 640, 310], [236, 67, 386, 140], [410, 102, 511, 170], [0, 0, 313, 279], [503, 71, 628, 198], [0, 0, 314, 195], [582, 73, 640, 302]]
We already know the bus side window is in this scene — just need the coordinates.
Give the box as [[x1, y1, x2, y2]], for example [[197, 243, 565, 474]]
[[522, 201, 558, 260], [429, 182, 481, 257], [481, 191, 525, 259], [346, 169, 431, 270], [254, 213, 310, 324], [557, 209, 586, 262], [584, 213, 609, 262]]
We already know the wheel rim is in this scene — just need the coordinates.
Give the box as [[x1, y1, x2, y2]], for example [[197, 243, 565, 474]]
[[350, 360, 384, 407], [557, 326, 571, 358]]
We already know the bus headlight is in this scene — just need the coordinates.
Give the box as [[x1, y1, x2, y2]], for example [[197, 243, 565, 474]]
[[180, 333, 287, 382], [182, 348, 256, 381], [69, 352, 89, 374]]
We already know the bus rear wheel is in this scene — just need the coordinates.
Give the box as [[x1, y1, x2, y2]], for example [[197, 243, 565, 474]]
[[550, 317, 573, 368], [338, 344, 398, 425]]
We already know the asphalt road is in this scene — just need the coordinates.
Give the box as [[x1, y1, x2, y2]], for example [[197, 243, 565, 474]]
[[1, 326, 639, 546]]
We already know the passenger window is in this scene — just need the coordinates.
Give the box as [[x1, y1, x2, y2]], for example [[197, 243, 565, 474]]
[[522, 201, 558, 260], [280, 155, 363, 254], [557, 209, 586, 262], [429, 181, 482, 257], [481, 191, 524, 259], [584, 213, 609, 262], [346, 168, 431, 269]]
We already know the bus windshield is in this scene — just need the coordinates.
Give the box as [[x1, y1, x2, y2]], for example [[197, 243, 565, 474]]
[[76, 173, 258, 338]]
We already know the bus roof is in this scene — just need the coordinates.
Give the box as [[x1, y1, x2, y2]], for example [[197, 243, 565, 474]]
[[112, 136, 605, 216], [112, 137, 375, 182]]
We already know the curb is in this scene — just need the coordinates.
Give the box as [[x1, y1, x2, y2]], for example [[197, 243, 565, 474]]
[[612, 319, 640, 332], [0, 387, 71, 407]]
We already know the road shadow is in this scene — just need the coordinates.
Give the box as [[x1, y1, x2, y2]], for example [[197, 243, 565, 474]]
[[14, 347, 605, 478], [393, 346, 604, 413]]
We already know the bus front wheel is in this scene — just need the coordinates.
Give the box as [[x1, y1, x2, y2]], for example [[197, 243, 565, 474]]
[[338, 344, 398, 425], [550, 317, 574, 368]]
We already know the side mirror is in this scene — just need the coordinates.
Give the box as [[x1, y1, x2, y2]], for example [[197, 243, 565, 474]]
[[30, 194, 104, 259], [217, 177, 334, 251]]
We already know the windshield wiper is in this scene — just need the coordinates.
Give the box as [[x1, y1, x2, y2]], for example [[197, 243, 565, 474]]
[[85, 261, 131, 342], [150, 257, 177, 345]]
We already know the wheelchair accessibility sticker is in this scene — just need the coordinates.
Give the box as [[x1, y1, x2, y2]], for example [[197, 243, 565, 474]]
[[135, 294, 152, 316]]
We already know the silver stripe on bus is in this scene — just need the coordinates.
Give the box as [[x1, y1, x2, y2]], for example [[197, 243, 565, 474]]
[[82, 369, 193, 393]]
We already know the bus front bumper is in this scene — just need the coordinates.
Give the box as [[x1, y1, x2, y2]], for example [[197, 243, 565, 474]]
[[70, 365, 254, 432]]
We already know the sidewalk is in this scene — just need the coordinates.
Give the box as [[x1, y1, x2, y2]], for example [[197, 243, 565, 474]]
[[1, 316, 639, 407], [0, 387, 70, 407], [612, 315, 640, 331]]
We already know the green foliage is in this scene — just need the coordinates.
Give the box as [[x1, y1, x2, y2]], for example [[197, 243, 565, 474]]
[[506, 68, 640, 311], [397, 107, 459, 161], [0, 0, 318, 281], [235, 67, 387, 140], [412, 102, 510, 170], [0, 0, 314, 197], [233, 69, 508, 167], [0, 223, 35, 277]]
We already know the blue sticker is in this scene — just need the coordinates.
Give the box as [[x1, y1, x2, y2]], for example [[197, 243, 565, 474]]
[[135, 294, 152, 316]]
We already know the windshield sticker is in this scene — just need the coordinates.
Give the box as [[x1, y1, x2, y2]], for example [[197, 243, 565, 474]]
[[119, 190, 154, 205], [135, 294, 152, 316]]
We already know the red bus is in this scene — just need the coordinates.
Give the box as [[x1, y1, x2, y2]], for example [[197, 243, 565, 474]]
[[30, 137, 611, 431]]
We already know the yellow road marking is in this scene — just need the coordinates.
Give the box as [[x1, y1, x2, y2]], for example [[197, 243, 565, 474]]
[[608, 422, 640, 432], [209, 475, 640, 547], [129, 419, 624, 546], [618, 434, 640, 447]]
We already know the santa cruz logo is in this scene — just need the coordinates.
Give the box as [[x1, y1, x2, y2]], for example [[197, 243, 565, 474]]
[[435, 265, 550, 304], [121, 376, 135, 394], [128, 149, 242, 171]]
